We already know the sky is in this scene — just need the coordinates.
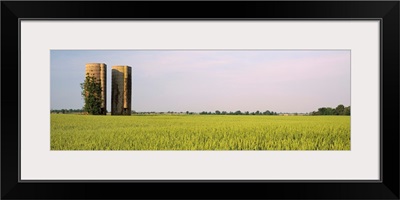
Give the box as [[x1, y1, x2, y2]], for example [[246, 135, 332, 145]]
[[50, 50, 350, 113]]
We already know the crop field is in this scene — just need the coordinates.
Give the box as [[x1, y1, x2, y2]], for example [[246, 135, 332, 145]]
[[50, 114, 350, 150]]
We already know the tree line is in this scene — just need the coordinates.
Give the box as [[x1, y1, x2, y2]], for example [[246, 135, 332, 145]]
[[51, 109, 84, 114], [52, 106, 350, 116], [309, 104, 350, 115], [198, 110, 278, 115]]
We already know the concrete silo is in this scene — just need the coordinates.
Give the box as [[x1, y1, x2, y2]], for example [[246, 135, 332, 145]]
[[111, 65, 132, 115], [85, 63, 107, 115]]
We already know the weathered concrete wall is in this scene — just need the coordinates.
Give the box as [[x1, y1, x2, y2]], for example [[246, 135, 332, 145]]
[[85, 63, 107, 114], [111, 65, 132, 115]]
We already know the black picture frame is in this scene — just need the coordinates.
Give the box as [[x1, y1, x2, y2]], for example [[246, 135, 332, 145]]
[[2, 1, 399, 199]]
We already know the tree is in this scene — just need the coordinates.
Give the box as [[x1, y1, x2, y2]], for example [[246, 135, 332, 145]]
[[81, 74, 103, 115], [344, 106, 351, 115], [335, 104, 345, 115], [318, 107, 327, 115], [326, 107, 336, 115]]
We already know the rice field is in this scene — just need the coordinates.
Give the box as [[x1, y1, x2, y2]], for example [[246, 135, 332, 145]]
[[50, 114, 350, 150]]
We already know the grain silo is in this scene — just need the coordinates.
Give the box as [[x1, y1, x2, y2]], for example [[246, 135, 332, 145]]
[[85, 63, 107, 115], [111, 65, 132, 115]]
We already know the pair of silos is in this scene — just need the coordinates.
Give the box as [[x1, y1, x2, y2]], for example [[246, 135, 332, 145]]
[[85, 63, 132, 115]]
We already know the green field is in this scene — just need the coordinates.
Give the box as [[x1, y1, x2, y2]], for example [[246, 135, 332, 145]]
[[50, 114, 350, 150]]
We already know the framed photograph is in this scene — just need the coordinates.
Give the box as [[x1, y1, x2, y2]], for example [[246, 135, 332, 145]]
[[2, 1, 399, 199]]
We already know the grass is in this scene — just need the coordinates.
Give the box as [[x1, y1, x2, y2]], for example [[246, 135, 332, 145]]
[[50, 114, 350, 150]]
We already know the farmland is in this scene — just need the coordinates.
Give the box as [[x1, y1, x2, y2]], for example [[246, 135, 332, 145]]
[[50, 114, 350, 150]]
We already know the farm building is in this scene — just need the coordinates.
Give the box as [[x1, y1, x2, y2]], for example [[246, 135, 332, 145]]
[[85, 63, 107, 115], [111, 65, 132, 115]]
